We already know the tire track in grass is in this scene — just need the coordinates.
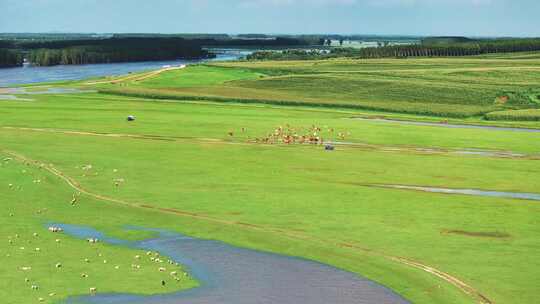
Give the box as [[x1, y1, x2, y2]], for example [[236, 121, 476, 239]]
[[2, 149, 493, 304]]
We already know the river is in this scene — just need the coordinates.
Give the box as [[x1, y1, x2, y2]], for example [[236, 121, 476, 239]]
[[0, 49, 250, 88], [58, 224, 409, 304]]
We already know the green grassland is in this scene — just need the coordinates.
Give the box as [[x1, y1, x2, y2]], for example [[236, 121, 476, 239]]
[[0, 154, 198, 304], [92, 54, 540, 119], [1, 90, 540, 304]]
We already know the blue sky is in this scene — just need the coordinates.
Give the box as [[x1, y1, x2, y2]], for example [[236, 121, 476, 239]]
[[0, 0, 538, 37]]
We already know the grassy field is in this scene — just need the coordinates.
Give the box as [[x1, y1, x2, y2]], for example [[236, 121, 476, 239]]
[[0, 151, 198, 303], [1, 87, 539, 304], [92, 54, 540, 118]]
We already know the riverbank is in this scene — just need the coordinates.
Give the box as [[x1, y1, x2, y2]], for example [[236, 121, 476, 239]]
[[0, 51, 245, 87]]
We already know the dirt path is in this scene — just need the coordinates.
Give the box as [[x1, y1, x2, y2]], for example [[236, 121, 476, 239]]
[[2, 149, 493, 304], [83, 65, 185, 85]]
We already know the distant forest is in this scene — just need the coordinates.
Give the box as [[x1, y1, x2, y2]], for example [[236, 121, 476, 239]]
[[0, 48, 23, 68], [2, 35, 540, 67], [247, 37, 540, 60], [0, 35, 315, 67], [25, 38, 213, 66]]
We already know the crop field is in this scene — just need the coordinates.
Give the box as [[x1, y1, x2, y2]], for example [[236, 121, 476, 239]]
[[1, 76, 540, 304], [486, 108, 540, 121], [95, 54, 540, 118]]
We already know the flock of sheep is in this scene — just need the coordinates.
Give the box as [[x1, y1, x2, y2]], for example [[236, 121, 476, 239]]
[[3, 158, 188, 303], [7, 222, 188, 303]]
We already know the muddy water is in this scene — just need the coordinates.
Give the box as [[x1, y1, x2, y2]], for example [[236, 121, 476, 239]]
[[0, 87, 95, 100], [378, 185, 540, 201], [353, 118, 540, 133], [3, 87, 95, 94], [59, 224, 409, 304]]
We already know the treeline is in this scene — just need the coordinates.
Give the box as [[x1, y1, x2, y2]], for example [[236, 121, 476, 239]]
[[247, 49, 332, 61], [0, 36, 316, 68], [25, 38, 213, 66], [247, 38, 540, 60], [0, 48, 23, 68], [22, 37, 312, 66], [16, 36, 314, 49]]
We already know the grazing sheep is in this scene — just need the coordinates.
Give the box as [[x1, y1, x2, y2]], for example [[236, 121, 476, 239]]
[[25, 278, 30, 283], [35, 248, 40, 252], [55, 263, 62, 268], [81, 273, 88, 278], [84, 258, 90, 263], [20, 266, 32, 271], [48, 293, 55, 297], [33, 233, 39, 237], [87, 238, 99, 244], [38, 297, 44, 302], [170, 271, 177, 276], [31, 285, 39, 290], [114, 265, 120, 269], [159, 267, 166, 272], [134, 255, 140, 259], [55, 239, 61, 243], [103, 260, 108, 264], [90, 287, 97, 294], [48, 226, 63, 233]]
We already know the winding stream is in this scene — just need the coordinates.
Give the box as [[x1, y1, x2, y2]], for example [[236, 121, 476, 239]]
[[59, 224, 409, 304], [353, 118, 540, 133], [377, 185, 540, 201]]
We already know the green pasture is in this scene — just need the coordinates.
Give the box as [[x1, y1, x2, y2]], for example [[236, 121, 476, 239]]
[[1, 92, 539, 304], [0, 155, 197, 304]]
